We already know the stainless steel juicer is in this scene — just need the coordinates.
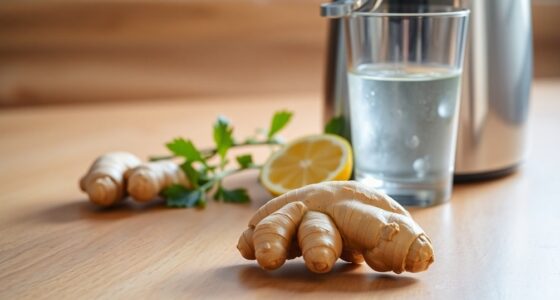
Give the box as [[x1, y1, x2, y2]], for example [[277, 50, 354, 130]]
[[321, 0, 533, 181]]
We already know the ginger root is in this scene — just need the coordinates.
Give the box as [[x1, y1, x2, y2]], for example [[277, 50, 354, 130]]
[[80, 153, 191, 206], [79, 152, 141, 206], [127, 160, 189, 202], [237, 181, 434, 274]]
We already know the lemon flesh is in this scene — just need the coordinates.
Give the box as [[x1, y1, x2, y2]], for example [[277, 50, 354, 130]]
[[260, 134, 353, 195]]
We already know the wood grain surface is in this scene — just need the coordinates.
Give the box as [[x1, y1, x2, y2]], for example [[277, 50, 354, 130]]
[[1, 81, 560, 299]]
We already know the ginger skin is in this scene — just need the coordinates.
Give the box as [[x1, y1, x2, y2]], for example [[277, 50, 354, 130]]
[[79, 152, 141, 206], [127, 160, 189, 202], [298, 211, 342, 273], [237, 181, 434, 274], [253, 202, 307, 270]]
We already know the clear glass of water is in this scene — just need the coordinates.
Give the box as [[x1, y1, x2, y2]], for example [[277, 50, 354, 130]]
[[346, 5, 470, 206]]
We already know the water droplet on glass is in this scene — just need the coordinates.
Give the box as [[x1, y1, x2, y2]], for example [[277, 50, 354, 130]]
[[405, 135, 420, 149], [413, 157, 430, 178], [438, 101, 453, 119], [370, 91, 376, 97]]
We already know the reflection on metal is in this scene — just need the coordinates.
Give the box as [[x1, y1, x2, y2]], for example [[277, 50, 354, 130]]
[[322, 0, 533, 180], [455, 0, 532, 177]]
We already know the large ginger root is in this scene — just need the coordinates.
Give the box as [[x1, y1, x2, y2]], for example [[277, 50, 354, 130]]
[[237, 181, 434, 274], [127, 160, 189, 202], [79, 152, 141, 206]]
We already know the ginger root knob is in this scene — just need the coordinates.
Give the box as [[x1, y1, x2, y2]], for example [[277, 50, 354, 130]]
[[79, 152, 141, 206], [127, 161, 189, 202]]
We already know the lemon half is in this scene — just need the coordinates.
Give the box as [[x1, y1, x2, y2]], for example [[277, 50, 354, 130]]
[[260, 134, 353, 195]]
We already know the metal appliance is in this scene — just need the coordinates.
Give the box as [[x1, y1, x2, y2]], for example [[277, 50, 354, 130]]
[[321, 0, 533, 180]]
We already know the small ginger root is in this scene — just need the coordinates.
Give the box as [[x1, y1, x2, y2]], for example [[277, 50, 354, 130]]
[[237, 181, 434, 274], [80, 152, 141, 206], [127, 160, 189, 202]]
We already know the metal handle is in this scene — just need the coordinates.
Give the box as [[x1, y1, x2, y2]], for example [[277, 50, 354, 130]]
[[321, 1, 353, 18], [321, 0, 376, 18]]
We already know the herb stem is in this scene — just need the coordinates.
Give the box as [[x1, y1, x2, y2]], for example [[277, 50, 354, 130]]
[[150, 140, 281, 161], [199, 165, 262, 191]]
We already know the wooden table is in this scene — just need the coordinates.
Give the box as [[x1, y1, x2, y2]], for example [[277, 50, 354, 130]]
[[1, 80, 559, 299]]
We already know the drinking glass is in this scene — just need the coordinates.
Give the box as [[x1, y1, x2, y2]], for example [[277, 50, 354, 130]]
[[346, 5, 469, 206]]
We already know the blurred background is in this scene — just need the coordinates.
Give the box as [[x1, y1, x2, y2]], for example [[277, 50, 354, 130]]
[[0, 0, 558, 107]]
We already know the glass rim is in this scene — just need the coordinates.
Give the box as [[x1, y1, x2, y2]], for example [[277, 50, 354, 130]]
[[352, 7, 470, 18]]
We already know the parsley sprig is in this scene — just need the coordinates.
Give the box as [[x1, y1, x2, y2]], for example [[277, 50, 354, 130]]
[[159, 110, 293, 208]]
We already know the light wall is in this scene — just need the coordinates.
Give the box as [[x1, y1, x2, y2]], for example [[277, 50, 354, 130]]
[[0, 0, 557, 106]]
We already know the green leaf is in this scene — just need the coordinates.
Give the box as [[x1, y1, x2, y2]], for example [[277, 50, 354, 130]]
[[213, 116, 234, 162], [162, 185, 205, 208], [180, 162, 200, 188], [223, 188, 250, 203], [166, 138, 204, 162], [324, 116, 346, 137], [268, 111, 293, 139], [236, 154, 253, 169], [213, 186, 250, 203]]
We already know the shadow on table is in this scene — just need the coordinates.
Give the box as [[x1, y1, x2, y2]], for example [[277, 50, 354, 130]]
[[213, 262, 417, 293], [36, 198, 168, 223]]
